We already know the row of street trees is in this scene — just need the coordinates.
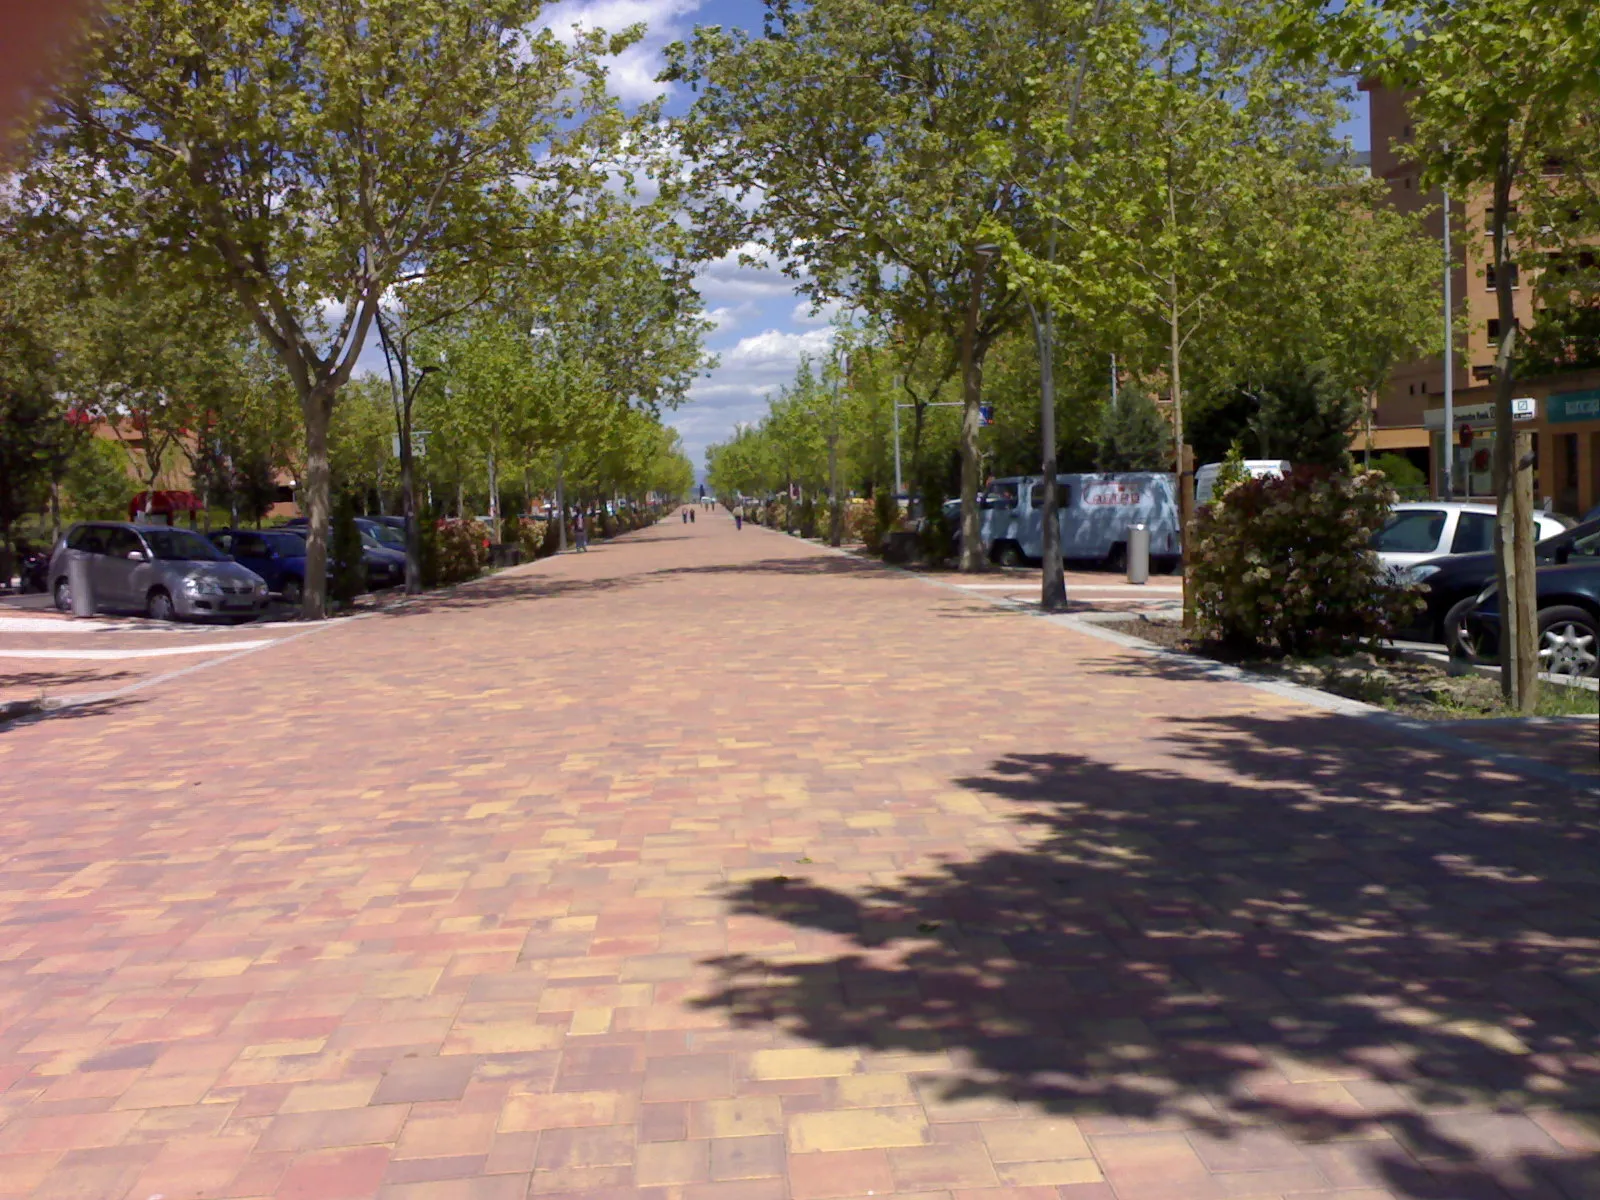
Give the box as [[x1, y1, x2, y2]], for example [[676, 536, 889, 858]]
[[3, 0, 708, 615], [675, 0, 1441, 611], [690, 0, 1600, 708]]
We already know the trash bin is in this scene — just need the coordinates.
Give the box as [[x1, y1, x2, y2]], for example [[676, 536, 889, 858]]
[[67, 553, 96, 617], [1127, 523, 1150, 585]]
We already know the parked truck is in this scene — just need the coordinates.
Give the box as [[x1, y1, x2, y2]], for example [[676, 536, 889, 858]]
[[973, 472, 1181, 571]]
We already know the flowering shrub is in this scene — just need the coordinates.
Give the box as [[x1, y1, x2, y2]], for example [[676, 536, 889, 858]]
[[1190, 468, 1421, 658], [503, 517, 549, 559], [840, 498, 874, 544], [435, 518, 490, 584]]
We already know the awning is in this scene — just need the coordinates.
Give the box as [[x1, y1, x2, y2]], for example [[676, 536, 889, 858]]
[[1352, 426, 1432, 452], [129, 491, 205, 520]]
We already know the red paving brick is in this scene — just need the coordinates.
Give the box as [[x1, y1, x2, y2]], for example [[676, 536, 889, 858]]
[[0, 511, 1596, 1200]]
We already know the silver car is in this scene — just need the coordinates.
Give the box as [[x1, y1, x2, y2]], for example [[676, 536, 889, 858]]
[[49, 522, 269, 621]]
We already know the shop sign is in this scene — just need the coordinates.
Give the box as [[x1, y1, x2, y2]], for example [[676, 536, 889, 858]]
[[1423, 401, 1496, 430], [1548, 388, 1600, 424], [1511, 397, 1537, 421]]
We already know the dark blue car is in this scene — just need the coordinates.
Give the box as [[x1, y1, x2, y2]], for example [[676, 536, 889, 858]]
[[1461, 525, 1600, 677], [209, 528, 309, 605]]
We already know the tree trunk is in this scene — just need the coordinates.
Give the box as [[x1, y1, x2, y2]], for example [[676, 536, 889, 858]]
[[1488, 136, 1539, 710], [827, 433, 843, 547], [1168, 272, 1197, 629], [555, 454, 567, 552], [300, 391, 334, 619], [49, 481, 60, 542], [958, 255, 989, 573], [487, 446, 499, 543], [1032, 301, 1066, 611]]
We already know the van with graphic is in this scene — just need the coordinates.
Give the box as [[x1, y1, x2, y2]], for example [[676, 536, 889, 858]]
[[975, 473, 1181, 571]]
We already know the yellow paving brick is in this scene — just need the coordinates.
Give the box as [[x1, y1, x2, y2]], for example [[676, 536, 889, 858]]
[[980, 1117, 1092, 1163], [748, 1047, 860, 1080], [787, 1108, 931, 1153]]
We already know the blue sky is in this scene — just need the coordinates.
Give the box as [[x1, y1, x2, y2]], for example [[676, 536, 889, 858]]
[[538, 0, 1373, 475]]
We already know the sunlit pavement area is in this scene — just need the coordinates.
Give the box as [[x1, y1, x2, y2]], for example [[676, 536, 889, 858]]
[[2, 509, 1599, 1199]]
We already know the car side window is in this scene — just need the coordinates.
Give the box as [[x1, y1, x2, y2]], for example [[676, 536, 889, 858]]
[[233, 534, 269, 557], [1373, 510, 1447, 554], [104, 529, 142, 558], [1450, 512, 1495, 555], [68, 526, 108, 554], [1028, 483, 1071, 507]]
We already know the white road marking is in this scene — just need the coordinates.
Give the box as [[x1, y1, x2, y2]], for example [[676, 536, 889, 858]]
[[0, 641, 280, 660], [0, 617, 119, 632]]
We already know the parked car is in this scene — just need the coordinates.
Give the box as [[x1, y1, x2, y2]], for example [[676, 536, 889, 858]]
[[281, 518, 406, 588], [1401, 517, 1600, 648], [974, 473, 1181, 570], [1194, 459, 1290, 506], [1460, 541, 1600, 677], [209, 528, 309, 605], [1372, 501, 1571, 570], [49, 521, 268, 621]]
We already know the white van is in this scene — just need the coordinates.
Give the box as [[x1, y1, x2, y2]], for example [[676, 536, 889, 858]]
[[1195, 459, 1290, 506], [976, 473, 1181, 570]]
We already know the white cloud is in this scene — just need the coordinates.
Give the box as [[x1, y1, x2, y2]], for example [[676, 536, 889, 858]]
[[723, 327, 835, 368], [695, 242, 803, 303], [791, 298, 842, 327], [537, 0, 704, 104]]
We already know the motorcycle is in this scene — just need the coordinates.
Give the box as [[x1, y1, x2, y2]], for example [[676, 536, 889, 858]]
[[18, 550, 49, 594]]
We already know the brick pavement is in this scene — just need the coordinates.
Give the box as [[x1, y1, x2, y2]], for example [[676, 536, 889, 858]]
[[1, 509, 1598, 1200]]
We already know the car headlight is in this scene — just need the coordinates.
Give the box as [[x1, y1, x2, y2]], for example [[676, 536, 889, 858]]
[[183, 578, 223, 596], [1408, 564, 1442, 583], [254, 581, 268, 595]]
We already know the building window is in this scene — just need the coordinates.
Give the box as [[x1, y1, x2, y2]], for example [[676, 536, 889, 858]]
[[1473, 365, 1495, 381], [1485, 263, 1519, 290]]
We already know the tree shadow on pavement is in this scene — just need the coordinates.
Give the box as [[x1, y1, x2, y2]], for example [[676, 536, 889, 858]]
[[694, 711, 1600, 1199]]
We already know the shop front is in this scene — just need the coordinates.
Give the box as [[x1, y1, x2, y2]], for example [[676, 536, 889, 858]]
[[1420, 375, 1600, 518]]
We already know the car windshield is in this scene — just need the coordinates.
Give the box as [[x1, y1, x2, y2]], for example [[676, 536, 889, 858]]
[[365, 524, 405, 549], [142, 528, 227, 561], [1372, 510, 1447, 554]]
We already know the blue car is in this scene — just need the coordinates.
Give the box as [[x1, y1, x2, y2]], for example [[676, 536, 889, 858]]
[[280, 518, 405, 589], [209, 528, 309, 605]]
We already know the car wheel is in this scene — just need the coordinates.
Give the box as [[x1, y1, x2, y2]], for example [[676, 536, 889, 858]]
[[993, 543, 1024, 569], [281, 578, 302, 606], [146, 588, 176, 622], [53, 578, 71, 613], [1538, 605, 1600, 678], [1443, 596, 1496, 662]]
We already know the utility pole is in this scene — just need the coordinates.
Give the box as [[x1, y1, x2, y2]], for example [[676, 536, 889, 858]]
[[1442, 185, 1455, 499], [892, 378, 903, 499]]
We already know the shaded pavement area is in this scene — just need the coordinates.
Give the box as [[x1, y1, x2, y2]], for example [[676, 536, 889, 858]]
[[1, 509, 1598, 1199]]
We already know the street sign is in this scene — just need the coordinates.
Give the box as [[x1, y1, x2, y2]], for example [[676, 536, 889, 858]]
[[392, 430, 431, 458], [1511, 396, 1537, 421], [978, 404, 994, 427]]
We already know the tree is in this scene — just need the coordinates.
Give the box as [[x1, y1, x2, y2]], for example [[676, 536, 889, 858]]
[[1320, 0, 1600, 708], [1096, 387, 1174, 471], [35, 0, 639, 616], [0, 212, 79, 577], [1247, 365, 1363, 470], [670, 0, 1031, 570]]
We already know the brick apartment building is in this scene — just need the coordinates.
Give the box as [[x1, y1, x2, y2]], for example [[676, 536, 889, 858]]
[[1360, 81, 1600, 517]]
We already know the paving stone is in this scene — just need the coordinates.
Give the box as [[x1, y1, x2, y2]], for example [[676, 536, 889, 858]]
[[3, 515, 1598, 1200]]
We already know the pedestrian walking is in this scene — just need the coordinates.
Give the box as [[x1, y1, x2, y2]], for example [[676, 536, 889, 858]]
[[574, 510, 588, 552], [689, 508, 695, 524], [734, 503, 744, 531], [682, 509, 688, 523]]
